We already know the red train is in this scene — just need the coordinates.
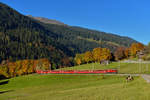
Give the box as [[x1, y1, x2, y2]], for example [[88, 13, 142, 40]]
[[36, 69, 118, 74]]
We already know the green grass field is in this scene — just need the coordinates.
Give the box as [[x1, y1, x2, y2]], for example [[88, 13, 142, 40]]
[[0, 74, 150, 100], [1, 62, 150, 100], [59, 62, 150, 74]]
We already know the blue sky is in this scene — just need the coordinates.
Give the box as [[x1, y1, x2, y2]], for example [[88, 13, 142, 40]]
[[0, 0, 150, 44]]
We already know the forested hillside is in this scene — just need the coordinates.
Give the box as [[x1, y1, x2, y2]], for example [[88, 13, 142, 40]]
[[29, 16, 137, 53], [0, 2, 137, 68], [0, 2, 72, 67]]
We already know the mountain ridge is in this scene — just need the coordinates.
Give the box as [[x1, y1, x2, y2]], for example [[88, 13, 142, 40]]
[[27, 15, 67, 26], [30, 16, 137, 52], [28, 15, 136, 43], [29, 15, 137, 49], [0, 2, 138, 67]]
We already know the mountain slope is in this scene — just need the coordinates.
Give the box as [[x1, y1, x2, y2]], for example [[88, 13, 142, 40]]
[[29, 16, 137, 53], [0, 2, 72, 67], [0, 2, 137, 67]]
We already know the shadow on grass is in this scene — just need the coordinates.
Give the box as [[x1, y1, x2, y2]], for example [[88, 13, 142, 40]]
[[0, 75, 8, 80], [0, 80, 14, 94], [0, 80, 9, 85], [0, 90, 14, 94]]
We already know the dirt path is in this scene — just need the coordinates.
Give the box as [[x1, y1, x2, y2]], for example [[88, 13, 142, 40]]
[[141, 74, 150, 83]]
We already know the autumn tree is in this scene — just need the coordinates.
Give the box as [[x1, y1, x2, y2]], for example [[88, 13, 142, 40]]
[[84, 51, 93, 63], [21, 60, 29, 75], [101, 48, 111, 61], [0, 65, 9, 78], [27, 60, 35, 74], [0, 59, 51, 78], [124, 48, 130, 58], [76, 59, 81, 65], [130, 43, 145, 57], [114, 47, 126, 61], [74, 54, 84, 65], [36, 59, 51, 71], [8, 62, 16, 77], [15, 60, 23, 76], [140, 42, 150, 60], [61, 57, 71, 67], [92, 48, 102, 62]]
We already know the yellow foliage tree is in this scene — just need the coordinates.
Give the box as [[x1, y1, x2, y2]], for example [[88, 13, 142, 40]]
[[74, 54, 84, 65], [76, 59, 82, 65], [84, 51, 93, 63], [37, 59, 51, 70], [8, 62, 16, 77], [22, 60, 28, 74], [0, 65, 9, 78], [101, 48, 111, 60], [92, 48, 102, 62]]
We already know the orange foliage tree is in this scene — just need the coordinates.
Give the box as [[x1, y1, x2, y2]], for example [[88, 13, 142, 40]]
[[8, 62, 16, 77], [114, 47, 126, 60], [0, 58, 51, 78], [124, 48, 130, 58], [130, 43, 145, 57]]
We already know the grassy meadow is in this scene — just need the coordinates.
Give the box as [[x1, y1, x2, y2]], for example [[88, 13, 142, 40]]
[[0, 74, 150, 100], [1, 62, 150, 100], [59, 62, 150, 74]]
